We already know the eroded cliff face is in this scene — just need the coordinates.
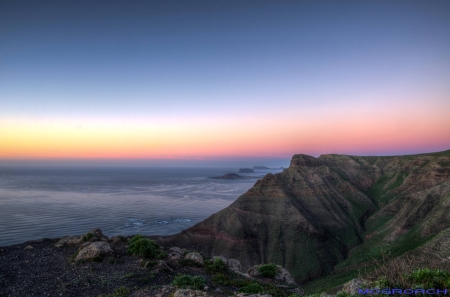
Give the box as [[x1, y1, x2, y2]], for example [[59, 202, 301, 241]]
[[155, 150, 450, 284]]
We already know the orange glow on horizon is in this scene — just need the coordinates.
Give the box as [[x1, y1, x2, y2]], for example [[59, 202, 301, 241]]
[[1, 104, 450, 160]]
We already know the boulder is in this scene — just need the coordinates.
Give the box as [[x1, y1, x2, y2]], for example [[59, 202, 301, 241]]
[[211, 255, 241, 273], [212, 255, 227, 264], [54, 235, 83, 248], [248, 264, 297, 285], [168, 247, 186, 260], [173, 289, 208, 297], [24, 245, 34, 250], [110, 235, 125, 243], [341, 278, 366, 295], [184, 252, 204, 265], [157, 260, 174, 272], [227, 258, 242, 274], [74, 241, 113, 262], [82, 228, 109, 242]]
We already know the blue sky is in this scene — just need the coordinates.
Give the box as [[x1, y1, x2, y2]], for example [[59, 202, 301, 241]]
[[1, 0, 450, 166]]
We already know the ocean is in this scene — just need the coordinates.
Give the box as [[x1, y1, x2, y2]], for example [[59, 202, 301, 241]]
[[0, 167, 280, 247]]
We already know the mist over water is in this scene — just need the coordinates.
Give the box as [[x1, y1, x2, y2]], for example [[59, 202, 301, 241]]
[[0, 167, 280, 246]]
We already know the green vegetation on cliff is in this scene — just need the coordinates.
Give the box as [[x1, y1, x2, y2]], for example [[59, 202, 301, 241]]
[[156, 149, 450, 294]]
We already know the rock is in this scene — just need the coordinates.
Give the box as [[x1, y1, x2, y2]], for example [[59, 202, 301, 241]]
[[248, 265, 296, 285], [212, 255, 227, 263], [341, 278, 366, 295], [83, 228, 109, 242], [0, 248, 4, 253], [157, 260, 174, 272], [110, 235, 125, 243], [74, 241, 113, 262], [130, 289, 152, 297], [168, 247, 186, 260], [227, 258, 242, 273], [184, 252, 204, 265], [24, 245, 34, 250], [173, 289, 208, 297], [54, 235, 83, 248]]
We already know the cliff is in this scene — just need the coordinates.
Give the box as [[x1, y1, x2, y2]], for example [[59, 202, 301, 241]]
[[155, 150, 450, 285]]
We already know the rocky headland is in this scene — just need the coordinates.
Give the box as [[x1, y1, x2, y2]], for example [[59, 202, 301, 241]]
[[156, 150, 450, 291]]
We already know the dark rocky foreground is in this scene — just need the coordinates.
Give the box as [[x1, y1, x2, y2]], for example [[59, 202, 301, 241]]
[[0, 229, 302, 297]]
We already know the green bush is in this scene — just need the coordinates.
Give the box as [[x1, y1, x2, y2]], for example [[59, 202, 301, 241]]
[[172, 274, 206, 290], [405, 268, 450, 288], [126, 234, 166, 259], [258, 263, 277, 278], [210, 257, 227, 272], [239, 282, 265, 294]]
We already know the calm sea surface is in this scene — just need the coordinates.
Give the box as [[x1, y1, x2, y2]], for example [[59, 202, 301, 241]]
[[0, 167, 279, 246]]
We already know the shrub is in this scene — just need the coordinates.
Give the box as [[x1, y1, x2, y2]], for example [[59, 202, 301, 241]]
[[405, 268, 450, 288], [258, 263, 277, 278], [126, 234, 165, 259], [239, 282, 265, 294], [210, 257, 228, 272], [172, 274, 206, 290], [82, 232, 93, 242]]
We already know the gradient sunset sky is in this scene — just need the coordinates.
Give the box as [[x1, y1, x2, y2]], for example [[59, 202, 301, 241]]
[[1, 0, 449, 166]]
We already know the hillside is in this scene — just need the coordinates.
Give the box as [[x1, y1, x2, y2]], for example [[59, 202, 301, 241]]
[[155, 150, 450, 288]]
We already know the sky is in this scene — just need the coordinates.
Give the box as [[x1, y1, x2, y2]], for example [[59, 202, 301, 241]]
[[1, 0, 450, 167]]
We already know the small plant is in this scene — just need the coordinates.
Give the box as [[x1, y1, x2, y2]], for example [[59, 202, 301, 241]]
[[99, 286, 129, 297], [121, 273, 135, 279], [258, 263, 277, 278], [172, 274, 206, 290], [239, 282, 265, 294], [108, 258, 115, 264], [208, 258, 227, 272], [127, 234, 166, 259], [82, 233, 93, 242]]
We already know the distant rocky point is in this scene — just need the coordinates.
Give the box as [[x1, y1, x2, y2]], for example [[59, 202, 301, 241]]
[[208, 173, 259, 179], [253, 166, 284, 170], [238, 168, 255, 173]]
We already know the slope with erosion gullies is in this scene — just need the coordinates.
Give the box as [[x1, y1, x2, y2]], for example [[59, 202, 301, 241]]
[[155, 150, 450, 287]]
